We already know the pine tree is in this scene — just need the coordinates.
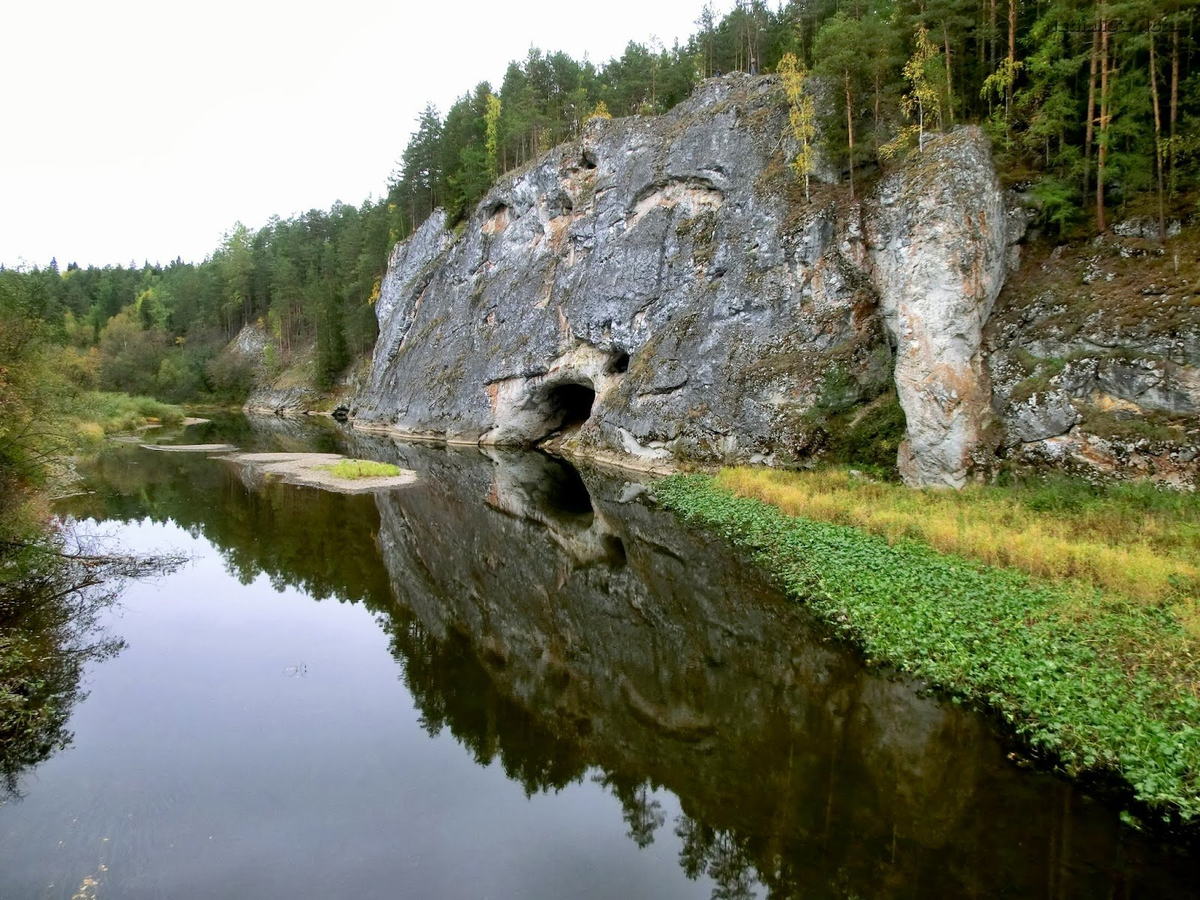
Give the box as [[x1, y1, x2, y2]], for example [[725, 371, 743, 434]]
[[813, 12, 869, 200], [484, 93, 502, 177]]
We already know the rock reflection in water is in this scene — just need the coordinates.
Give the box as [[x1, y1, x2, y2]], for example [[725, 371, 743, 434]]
[[52, 431, 1200, 898], [359, 440, 1197, 900]]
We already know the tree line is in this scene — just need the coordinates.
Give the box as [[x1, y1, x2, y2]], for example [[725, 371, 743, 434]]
[[8, 200, 392, 402], [394, 0, 1197, 242], [5, 0, 1198, 407]]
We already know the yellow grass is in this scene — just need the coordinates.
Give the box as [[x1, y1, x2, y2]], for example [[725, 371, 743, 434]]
[[318, 459, 400, 479], [716, 467, 1200, 610]]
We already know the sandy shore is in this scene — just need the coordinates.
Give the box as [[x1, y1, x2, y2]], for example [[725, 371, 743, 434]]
[[221, 452, 417, 493]]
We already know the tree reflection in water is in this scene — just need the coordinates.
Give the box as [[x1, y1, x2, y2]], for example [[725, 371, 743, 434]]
[[54, 426, 1200, 900], [0, 524, 184, 801]]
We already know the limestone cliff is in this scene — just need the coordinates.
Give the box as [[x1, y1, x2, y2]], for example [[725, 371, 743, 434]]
[[354, 74, 1194, 487], [358, 75, 892, 470]]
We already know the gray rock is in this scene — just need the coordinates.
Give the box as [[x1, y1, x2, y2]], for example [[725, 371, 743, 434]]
[[1006, 390, 1081, 443], [867, 128, 1012, 487], [1113, 217, 1182, 240], [1097, 357, 1200, 414], [355, 85, 1011, 486]]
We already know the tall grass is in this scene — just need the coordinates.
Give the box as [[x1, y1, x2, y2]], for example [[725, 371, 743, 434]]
[[65, 392, 185, 445], [716, 467, 1200, 613], [319, 459, 401, 479]]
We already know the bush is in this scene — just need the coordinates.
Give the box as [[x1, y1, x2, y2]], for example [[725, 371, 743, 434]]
[[66, 392, 185, 434], [1030, 177, 1082, 237], [206, 349, 255, 401]]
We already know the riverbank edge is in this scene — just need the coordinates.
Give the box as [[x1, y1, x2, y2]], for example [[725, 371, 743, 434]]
[[655, 473, 1200, 827]]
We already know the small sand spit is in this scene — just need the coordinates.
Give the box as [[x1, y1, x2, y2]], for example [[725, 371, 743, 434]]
[[221, 452, 417, 494], [141, 443, 239, 453]]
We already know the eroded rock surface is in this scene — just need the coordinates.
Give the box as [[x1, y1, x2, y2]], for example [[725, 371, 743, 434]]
[[358, 77, 1183, 487], [354, 76, 894, 470], [986, 227, 1200, 487], [867, 128, 1016, 487]]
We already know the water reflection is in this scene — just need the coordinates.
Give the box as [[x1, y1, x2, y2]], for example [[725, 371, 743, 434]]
[[0, 527, 182, 803], [0, 573, 122, 802], [43, 426, 1200, 898], [363, 441, 1200, 899]]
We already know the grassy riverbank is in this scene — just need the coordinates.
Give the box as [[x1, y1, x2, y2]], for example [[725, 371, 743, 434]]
[[67, 392, 185, 445], [657, 470, 1200, 824], [718, 467, 1200, 614]]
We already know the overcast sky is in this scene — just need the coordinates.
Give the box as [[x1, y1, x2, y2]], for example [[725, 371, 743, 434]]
[[1, 0, 723, 269]]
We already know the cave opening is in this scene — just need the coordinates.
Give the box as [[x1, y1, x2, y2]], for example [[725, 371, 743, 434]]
[[608, 351, 630, 374], [544, 382, 596, 434]]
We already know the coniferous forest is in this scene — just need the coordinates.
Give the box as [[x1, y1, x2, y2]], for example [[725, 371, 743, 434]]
[[4, 0, 1199, 406]]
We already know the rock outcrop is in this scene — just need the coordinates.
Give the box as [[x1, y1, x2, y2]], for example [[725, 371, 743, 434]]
[[357, 75, 892, 469], [234, 321, 367, 417], [354, 75, 1136, 487], [867, 128, 1016, 487], [985, 226, 1200, 487]]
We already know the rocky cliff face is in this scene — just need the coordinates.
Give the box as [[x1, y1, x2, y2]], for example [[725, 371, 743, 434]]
[[355, 74, 1192, 487], [358, 75, 889, 469]]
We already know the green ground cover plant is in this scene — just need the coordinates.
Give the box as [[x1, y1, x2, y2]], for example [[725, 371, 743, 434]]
[[657, 473, 1200, 824], [717, 466, 1200, 612]]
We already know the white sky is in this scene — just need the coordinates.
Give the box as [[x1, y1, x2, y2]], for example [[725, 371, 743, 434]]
[[1, 0, 723, 269]]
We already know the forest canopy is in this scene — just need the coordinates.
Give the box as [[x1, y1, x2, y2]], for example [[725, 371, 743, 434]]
[[4, 0, 1197, 406]]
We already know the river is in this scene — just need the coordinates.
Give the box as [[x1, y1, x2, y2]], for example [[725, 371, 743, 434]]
[[1, 415, 1196, 899]]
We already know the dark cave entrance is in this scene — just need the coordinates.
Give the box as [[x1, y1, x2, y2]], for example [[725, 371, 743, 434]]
[[544, 382, 596, 434], [608, 351, 630, 374]]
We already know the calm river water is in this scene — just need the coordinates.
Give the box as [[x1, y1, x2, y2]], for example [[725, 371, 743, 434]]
[[1, 415, 1197, 899]]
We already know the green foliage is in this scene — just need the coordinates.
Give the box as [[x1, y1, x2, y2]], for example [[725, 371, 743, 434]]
[[0, 272, 67, 545], [821, 391, 907, 469], [65, 392, 185, 435], [319, 459, 401, 479], [777, 52, 816, 198], [484, 92, 502, 176], [6, 192, 391, 405], [657, 474, 1200, 822], [812, 12, 866, 164], [206, 347, 256, 401], [97, 307, 167, 396], [883, 24, 944, 159], [1029, 176, 1083, 236]]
